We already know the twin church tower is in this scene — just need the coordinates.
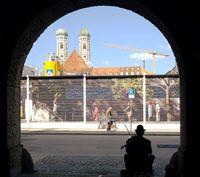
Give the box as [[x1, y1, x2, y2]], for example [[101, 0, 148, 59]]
[[44, 28, 91, 76], [56, 28, 90, 67], [44, 28, 152, 76]]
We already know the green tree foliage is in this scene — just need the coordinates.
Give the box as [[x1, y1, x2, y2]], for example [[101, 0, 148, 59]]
[[111, 78, 153, 100]]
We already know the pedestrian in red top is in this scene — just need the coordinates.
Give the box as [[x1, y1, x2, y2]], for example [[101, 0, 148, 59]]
[[92, 103, 100, 122]]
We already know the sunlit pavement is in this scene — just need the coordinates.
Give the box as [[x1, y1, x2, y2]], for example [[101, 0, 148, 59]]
[[21, 121, 180, 136], [18, 121, 179, 177]]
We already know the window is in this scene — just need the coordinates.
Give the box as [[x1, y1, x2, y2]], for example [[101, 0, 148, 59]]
[[60, 42, 63, 49]]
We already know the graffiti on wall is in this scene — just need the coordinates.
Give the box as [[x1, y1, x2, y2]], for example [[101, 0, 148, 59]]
[[20, 76, 180, 122]]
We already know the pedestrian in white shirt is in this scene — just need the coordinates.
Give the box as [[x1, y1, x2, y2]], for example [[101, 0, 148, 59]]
[[155, 102, 160, 121]]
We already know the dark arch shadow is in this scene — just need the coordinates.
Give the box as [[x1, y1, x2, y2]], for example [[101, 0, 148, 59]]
[[4, 1, 189, 177], [9, 1, 182, 83]]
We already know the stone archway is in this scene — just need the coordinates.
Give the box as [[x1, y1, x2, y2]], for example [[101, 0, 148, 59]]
[[3, 1, 198, 177]]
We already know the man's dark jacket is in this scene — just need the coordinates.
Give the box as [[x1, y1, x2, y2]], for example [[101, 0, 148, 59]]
[[126, 135, 152, 161]]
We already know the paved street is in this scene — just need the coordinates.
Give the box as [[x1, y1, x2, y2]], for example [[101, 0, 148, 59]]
[[19, 134, 180, 177]]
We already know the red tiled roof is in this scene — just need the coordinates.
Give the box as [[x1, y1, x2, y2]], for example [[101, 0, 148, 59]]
[[63, 50, 90, 74], [62, 50, 154, 75], [91, 66, 154, 75]]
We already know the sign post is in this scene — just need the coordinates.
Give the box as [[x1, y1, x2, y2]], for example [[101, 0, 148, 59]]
[[143, 73, 146, 124], [83, 74, 86, 127], [128, 87, 136, 134], [25, 75, 32, 128]]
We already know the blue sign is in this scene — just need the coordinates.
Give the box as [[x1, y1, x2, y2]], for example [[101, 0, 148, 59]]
[[46, 69, 53, 76], [128, 87, 136, 98]]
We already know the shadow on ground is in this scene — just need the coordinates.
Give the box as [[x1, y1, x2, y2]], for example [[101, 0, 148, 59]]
[[19, 156, 168, 177]]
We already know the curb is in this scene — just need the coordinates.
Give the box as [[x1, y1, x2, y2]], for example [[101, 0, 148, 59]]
[[21, 129, 180, 136]]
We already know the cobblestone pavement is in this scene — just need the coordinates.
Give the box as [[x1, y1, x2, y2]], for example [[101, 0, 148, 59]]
[[18, 155, 168, 177]]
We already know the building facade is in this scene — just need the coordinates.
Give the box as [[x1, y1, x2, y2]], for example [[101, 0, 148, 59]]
[[22, 64, 43, 76]]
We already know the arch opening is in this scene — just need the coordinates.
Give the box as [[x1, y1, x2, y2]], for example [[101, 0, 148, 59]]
[[6, 1, 184, 177]]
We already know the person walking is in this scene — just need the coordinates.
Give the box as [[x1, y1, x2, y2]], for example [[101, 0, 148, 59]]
[[147, 102, 153, 121], [106, 106, 114, 131], [155, 102, 161, 121], [92, 103, 100, 122], [124, 102, 133, 122], [122, 124, 155, 175], [53, 92, 61, 119], [97, 109, 107, 129]]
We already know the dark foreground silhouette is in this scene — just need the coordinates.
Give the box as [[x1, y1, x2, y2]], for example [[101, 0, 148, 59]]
[[121, 124, 155, 177]]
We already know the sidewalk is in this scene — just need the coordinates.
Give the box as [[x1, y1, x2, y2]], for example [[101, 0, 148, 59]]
[[18, 156, 169, 177], [19, 121, 178, 177], [21, 121, 180, 135]]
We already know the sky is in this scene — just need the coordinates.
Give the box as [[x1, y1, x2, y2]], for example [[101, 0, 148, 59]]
[[25, 6, 176, 74]]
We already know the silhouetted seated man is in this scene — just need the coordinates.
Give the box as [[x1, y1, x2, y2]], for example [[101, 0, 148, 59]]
[[123, 124, 155, 175]]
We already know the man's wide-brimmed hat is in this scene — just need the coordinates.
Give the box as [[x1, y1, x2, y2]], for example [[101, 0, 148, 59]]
[[135, 124, 146, 132]]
